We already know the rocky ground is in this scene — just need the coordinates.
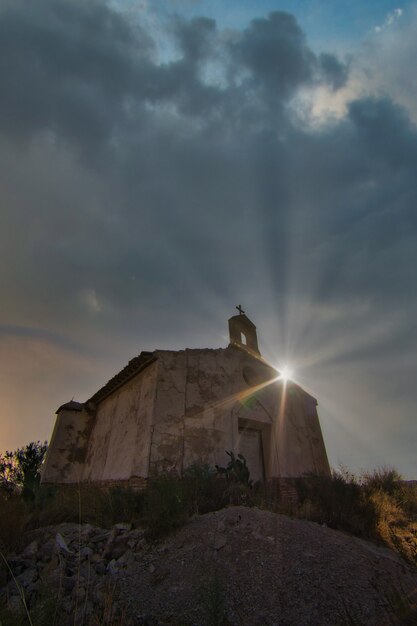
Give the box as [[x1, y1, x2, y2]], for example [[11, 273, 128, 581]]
[[1, 506, 417, 625]]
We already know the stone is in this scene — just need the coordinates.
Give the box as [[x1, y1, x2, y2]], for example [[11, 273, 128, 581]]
[[114, 522, 132, 531], [79, 546, 94, 559], [23, 540, 38, 559], [107, 559, 119, 575], [117, 549, 135, 566], [55, 533, 72, 554]]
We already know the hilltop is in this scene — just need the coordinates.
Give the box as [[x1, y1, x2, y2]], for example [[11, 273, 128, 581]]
[[1, 506, 417, 625]]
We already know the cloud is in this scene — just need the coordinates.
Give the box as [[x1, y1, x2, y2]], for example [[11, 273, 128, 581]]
[[374, 7, 403, 32]]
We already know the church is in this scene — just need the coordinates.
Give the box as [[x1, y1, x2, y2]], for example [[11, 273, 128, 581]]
[[41, 309, 330, 488]]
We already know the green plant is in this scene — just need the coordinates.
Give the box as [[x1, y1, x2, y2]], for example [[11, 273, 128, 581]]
[[142, 475, 188, 540], [215, 451, 252, 487], [183, 463, 229, 515], [0, 442, 48, 501], [295, 468, 378, 536], [362, 467, 403, 496]]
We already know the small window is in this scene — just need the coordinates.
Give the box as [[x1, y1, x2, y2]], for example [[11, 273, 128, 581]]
[[240, 332, 247, 345]]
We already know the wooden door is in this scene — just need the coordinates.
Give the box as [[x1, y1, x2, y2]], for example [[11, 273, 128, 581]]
[[237, 428, 264, 483]]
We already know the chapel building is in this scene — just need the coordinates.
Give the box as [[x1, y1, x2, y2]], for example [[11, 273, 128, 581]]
[[41, 310, 331, 487]]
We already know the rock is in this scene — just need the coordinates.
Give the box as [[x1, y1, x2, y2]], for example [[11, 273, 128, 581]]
[[90, 532, 110, 544], [56, 533, 73, 554], [43, 554, 60, 574], [117, 549, 135, 566], [102, 529, 118, 559], [110, 544, 127, 560], [114, 522, 132, 531], [79, 546, 94, 559], [23, 540, 38, 559], [107, 559, 119, 575]]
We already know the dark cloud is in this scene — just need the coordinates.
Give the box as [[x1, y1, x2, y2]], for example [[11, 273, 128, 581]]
[[319, 52, 348, 90], [172, 15, 216, 61], [0, 1, 417, 475], [0, 0, 151, 151], [231, 12, 314, 98]]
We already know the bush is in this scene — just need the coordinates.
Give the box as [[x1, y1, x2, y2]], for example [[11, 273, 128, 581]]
[[362, 467, 403, 496], [295, 468, 378, 536], [183, 463, 229, 515], [142, 475, 188, 540], [0, 441, 48, 501]]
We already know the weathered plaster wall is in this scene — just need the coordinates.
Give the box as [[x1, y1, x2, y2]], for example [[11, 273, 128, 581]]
[[149, 347, 330, 480], [149, 347, 280, 476], [41, 407, 93, 483], [274, 386, 331, 478], [43, 343, 330, 485], [82, 361, 158, 481]]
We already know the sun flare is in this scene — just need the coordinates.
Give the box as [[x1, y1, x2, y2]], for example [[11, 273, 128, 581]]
[[280, 365, 294, 382]]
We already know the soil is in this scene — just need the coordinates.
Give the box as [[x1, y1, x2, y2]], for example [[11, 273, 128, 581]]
[[2, 506, 417, 625]]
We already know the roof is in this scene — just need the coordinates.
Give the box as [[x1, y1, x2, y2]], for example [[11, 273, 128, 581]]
[[56, 400, 84, 414], [88, 351, 156, 406]]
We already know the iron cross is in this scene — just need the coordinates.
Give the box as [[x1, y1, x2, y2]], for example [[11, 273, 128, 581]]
[[236, 304, 245, 315]]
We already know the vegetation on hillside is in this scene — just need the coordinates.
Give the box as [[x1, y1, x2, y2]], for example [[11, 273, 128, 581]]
[[0, 442, 416, 566]]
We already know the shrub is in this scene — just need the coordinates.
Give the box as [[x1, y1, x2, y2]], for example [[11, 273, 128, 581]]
[[0, 441, 48, 501], [142, 475, 188, 540], [183, 463, 229, 515], [295, 468, 378, 536], [362, 467, 403, 496]]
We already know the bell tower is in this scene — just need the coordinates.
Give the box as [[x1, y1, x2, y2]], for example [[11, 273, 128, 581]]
[[228, 305, 260, 356]]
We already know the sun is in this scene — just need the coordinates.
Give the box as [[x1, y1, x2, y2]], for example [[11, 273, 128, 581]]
[[279, 365, 294, 382]]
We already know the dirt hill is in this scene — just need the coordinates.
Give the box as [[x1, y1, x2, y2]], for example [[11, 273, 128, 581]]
[[1, 506, 417, 625]]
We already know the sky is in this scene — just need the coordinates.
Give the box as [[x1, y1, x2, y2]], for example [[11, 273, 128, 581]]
[[1, 0, 416, 478]]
